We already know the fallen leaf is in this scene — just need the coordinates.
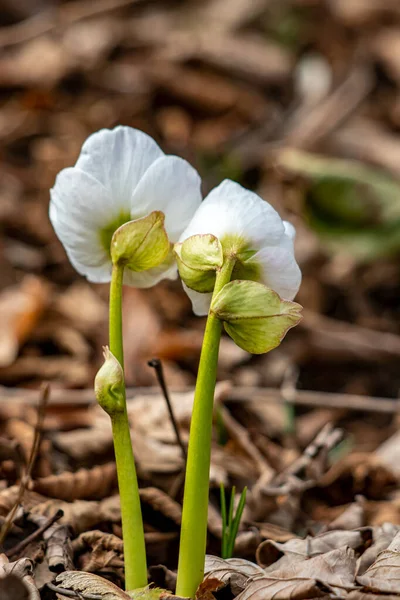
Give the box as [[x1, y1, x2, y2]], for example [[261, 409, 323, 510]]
[[234, 576, 332, 600], [0, 276, 49, 367], [357, 530, 400, 592], [55, 570, 131, 599], [204, 556, 264, 595], [31, 462, 117, 501], [0, 554, 39, 600], [256, 529, 369, 571], [357, 523, 400, 575]]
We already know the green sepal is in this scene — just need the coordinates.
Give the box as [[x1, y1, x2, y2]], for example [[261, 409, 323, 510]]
[[94, 346, 125, 415], [211, 280, 302, 354], [127, 586, 168, 599], [174, 234, 222, 293], [111, 211, 170, 271], [180, 234, 223, 270]]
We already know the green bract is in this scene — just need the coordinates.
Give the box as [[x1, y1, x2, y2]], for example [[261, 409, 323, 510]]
[[174, 234, 223, 293], [211, 280, 302, 354], [94, 347, 125, 415], [111, 211, 170, 272]]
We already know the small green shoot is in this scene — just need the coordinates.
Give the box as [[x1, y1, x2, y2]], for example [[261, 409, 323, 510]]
[[220, 484, 247, 559]]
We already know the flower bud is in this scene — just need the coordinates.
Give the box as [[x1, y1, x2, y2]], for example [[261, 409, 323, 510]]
[[95, 347, 125, 415], [174, 234, 223, 293], [111, 211, 170, 272], [211, 280, 302, 354]]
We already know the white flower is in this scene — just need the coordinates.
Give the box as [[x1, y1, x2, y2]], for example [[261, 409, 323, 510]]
[[178, 179, 301, 315], [50, 126, 202, 287]]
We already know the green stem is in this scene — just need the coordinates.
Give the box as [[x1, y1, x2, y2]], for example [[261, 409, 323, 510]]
[[109, 264, 147, 591], [176, 259, 235, 599]]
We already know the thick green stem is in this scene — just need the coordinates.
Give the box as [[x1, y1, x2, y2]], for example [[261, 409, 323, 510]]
[[176, 259, 235, 599], [109, 264, 147, 591]]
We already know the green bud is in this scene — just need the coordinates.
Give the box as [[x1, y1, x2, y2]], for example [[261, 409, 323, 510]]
[[211, 280, 302, 354], [111, 211, 170, 271], [174, 234, 223, 293], [95, 347, 125, 415]]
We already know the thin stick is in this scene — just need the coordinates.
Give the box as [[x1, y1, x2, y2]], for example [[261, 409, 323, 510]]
[[0, 383, 50, 546], [148, 358, 187, 461], [6, 509, 63, 558], [1, 385, 399, 414]]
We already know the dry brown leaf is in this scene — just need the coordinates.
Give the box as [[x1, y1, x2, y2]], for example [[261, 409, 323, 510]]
[[204, 556, 264, 595], [357, 530, 400, 592], [73, 530, 123, 554], [327, 497, 366, 530], [0, 486, 46, 516], [139, 487, 182, 526], [255, 523, 297, 543], [269, 545, 356, 586], [347, 592, 400, 600], [0, 554, 39, 600], [256, 529, 368, 571], [234, 529, 262, 557], [195, 577, 225, 600], [31, 463, 117, 501], [52, 409, 113, 462], [357, 523, 400, 576], [234, 576, 332, 600], [31, 499, 106, 534], [53, 282, 108, 336], [55, 570, 131, 599], [0, 276, 49, 368], [318, 453, 398, 501], [44, 522, 74, 572], [234, 547, 356, 600]]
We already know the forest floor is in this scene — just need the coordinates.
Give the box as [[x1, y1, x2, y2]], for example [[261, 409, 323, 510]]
[[1, 0, 400, 598]]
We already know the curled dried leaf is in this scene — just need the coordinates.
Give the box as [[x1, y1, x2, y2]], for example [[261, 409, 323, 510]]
[[55, 570, 132, 599], [357, 530, 400, 593], [31, 463, 117, 501]]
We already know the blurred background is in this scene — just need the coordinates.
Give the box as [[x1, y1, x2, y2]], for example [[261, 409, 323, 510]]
[[0, 0, 399, 404]]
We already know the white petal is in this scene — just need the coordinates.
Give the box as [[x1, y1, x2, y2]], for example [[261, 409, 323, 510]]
[[255, 246, 302, 300], [123, 260, 178, 288], [179, 180, 285, 250], [182, 284, 212, 316], [75, 126, 164, 213], [50, 167, 116, 282], [130, 156, 202, 243], [283, 221, 296, 240]]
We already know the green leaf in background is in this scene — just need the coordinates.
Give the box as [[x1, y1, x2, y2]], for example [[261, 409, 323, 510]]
[[211, 280, 302, 354], [278, 149, 400, 260]]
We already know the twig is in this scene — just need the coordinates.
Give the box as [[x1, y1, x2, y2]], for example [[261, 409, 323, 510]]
[[0, 383, 50, 546], [0, 0, 142, 49], [148, 358, 187, 461], [1, 384, 399, 414], [46, 582, 102, 600], [281, 364, 299, 437], [6, 509, 63, 558]]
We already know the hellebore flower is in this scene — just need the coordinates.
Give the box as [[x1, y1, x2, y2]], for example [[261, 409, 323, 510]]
[[50, 126, 202, 287], [176, 179, 301, 315]]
